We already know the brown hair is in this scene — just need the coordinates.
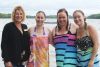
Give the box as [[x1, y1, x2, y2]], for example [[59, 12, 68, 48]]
[[57, 8, 69, 31], [12, 6, 25, 22], [73, 10, 87, 30], [36, 11, 46, 18]]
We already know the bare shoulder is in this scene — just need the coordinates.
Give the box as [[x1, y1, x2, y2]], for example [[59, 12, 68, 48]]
[[28, 27, 34, 33], [87, 24, 97, 35], [51, 26, 57, 36], [87, 24, 96, 32], [70, 23, 78, 34], [52, 27, 56, 32], [71, 22, 79, 29]]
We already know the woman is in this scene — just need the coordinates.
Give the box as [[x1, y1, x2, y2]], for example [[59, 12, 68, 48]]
[[73, 10, 99, 67], [27, 11, 50, 67], [50, 8, 78, 67], [1, 6, 30, 67]]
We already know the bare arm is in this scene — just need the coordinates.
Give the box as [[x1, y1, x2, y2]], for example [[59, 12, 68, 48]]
[[88, 25, 99, 61], [48, 29, 54, 45], [48, 27, 56, 46]]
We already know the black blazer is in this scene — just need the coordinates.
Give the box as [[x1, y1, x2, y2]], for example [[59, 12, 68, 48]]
[[1, 22, 30, 64]]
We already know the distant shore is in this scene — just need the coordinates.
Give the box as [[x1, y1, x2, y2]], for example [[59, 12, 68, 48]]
[[0, 13, 100, 19]]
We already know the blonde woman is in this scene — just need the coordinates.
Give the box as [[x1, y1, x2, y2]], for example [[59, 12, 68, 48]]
[[1, 6, 30, 67]]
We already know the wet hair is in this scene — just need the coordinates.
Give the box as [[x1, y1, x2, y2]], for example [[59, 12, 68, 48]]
[[36, 11, 46, 18], [73, 10, 87, 30], [12, 6, 25, 22], [57, 8, 69, 31]]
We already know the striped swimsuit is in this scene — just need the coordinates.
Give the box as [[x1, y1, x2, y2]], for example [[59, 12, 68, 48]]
[[53, 28, 77, 67]]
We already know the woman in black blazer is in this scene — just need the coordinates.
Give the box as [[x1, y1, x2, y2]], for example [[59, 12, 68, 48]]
[[1, 6, 30, 67]]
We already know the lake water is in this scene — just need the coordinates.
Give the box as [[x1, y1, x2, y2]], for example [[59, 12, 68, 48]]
[[0, 18, 100, 67]]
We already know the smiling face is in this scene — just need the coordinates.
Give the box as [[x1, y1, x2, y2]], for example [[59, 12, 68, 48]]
[[35, 12, 46, 26], [12, 6, 25, 24], [73, 10, 86, 28], [14, 9, 24, 23], [57, 11, 68, 27]]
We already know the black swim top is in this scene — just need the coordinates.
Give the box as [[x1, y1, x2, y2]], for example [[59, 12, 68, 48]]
[[75, 30, 93, 51]]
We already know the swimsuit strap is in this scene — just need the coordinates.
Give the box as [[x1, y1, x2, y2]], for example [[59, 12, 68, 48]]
[[34, 26, 45, 35]]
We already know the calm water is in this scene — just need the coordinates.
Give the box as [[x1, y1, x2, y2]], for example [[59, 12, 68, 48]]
[[0, 19, 100, 67]]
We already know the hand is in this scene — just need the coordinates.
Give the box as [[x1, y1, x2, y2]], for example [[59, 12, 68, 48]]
[[5, 62, 13, 67], [88, 60, 94, 67], [26, 62, 34, 67]]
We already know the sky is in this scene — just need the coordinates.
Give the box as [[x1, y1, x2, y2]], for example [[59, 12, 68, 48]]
[[0, 0, 100, 16]]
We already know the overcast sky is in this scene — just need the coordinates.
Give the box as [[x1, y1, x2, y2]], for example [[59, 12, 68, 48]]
[[0, 0, 100, 16]]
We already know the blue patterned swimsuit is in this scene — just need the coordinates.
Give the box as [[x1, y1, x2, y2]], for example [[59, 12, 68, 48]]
[[53, 25, 77, 67]]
